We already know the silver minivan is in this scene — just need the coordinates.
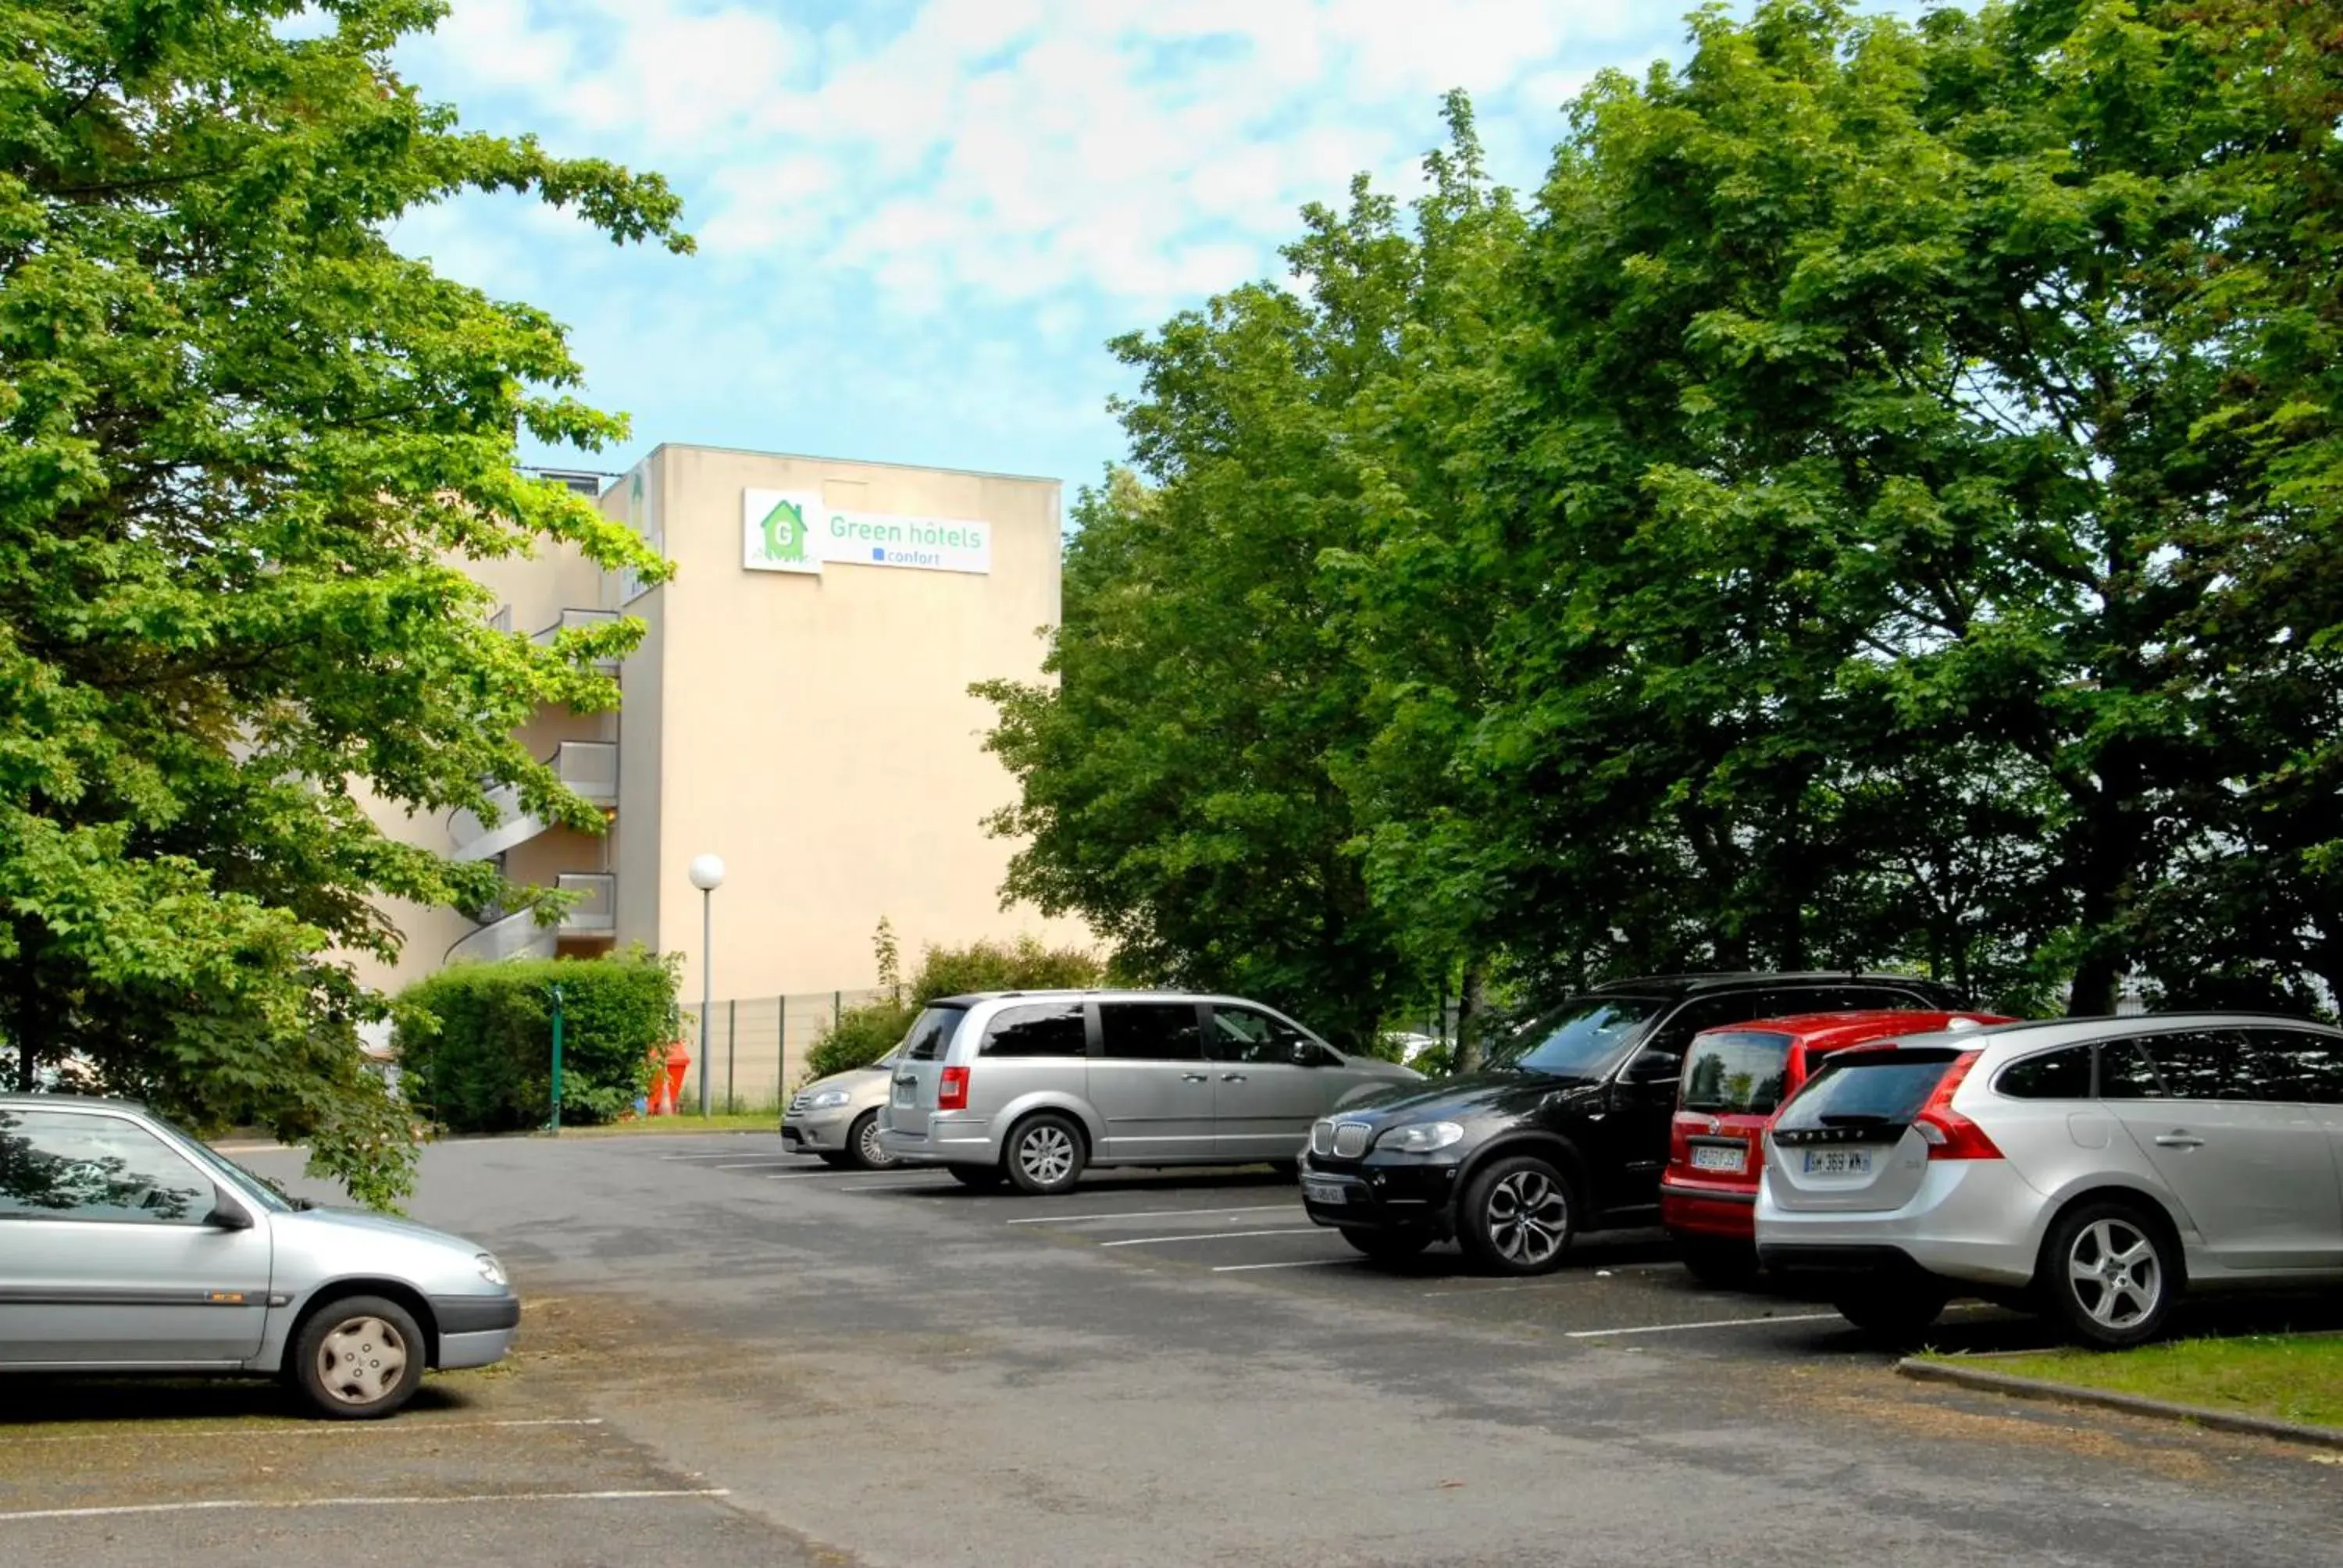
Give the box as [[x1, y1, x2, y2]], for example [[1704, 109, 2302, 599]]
[[1, 1095, 519, 1418], [877, 991, 1419, 1193]]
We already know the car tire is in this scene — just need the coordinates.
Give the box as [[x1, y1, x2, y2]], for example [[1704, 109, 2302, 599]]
[[2038, 1199, 2180, 1349], [1004, 1113, 1086, 1196], [1340, 1228, 1432, 1262], [290, 1294, 427, 1420], [846, 1110, 898, 1171], [947, 1164, 1005, 1190], [1831, 1284, 1950, 1345], [1678, 1239, 1761, 1288], [1457, 1154, 1577, 1275]]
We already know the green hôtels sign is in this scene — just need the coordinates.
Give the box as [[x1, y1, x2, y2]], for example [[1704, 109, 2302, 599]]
[[743, 488, 990, 576]]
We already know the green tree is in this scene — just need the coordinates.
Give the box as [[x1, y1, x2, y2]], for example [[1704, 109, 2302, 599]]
[[0, 0, 687, 1205]]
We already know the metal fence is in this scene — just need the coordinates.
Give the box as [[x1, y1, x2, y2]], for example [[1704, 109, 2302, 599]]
[[679, 988, 893, 1110]]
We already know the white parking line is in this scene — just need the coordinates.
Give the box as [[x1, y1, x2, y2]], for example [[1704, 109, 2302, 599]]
[[1005, 1204, 1301, 1226], [843, 1180, 955, 1192], [1097, 1228, 1323, 1248], [761, 1170, 861, 1181], [10, 1418, 604, 1446], [0, 1488, 731, 1523], [1563, 1312, 1845, 1338], [708, 1160, 817, 1171], [1211, 1258, 1358, 1273], [657, 1151, 794, 1163], [1421, 1265, 1687, 1298]]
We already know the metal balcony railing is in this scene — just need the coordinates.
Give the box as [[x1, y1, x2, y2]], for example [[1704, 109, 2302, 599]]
[[444, 872, 619, 964], [446, 741, 618, 862], [533, 608, 622, 671]]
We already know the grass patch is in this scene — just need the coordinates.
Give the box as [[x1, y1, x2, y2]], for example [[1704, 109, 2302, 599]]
[[1923, 1335, 2343, 1429], [551, 1109, 781, 1137]]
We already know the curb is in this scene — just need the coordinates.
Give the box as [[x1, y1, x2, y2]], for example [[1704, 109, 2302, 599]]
[[1896, 1356, 2343, 1452]]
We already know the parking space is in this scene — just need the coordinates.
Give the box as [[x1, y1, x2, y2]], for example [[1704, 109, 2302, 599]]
[[23, 1131, 2338, 1566]]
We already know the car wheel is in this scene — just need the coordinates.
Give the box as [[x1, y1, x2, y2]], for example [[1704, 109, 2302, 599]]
[[1457, 1155, 1576, 1275], [291, 1295, 426, 1420], [847, 1110, 898, 1171], [2040, 1200, 2178, 1348], [947, 1164, 1005, 1190], [1678, 1239, 1760, 1288], [1340, 1228, 1432, 1262], [1004, 1113, 1086, 1196], [1831, 1284, 1949, 1345]]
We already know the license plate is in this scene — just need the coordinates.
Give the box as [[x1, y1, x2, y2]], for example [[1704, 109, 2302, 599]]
[[1803, 1148, 1874, 1176], [1690, 1144, 1746, 1174], [1302, 1179, 1347, 1206]]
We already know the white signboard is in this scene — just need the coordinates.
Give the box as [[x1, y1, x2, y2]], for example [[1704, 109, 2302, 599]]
[[744, 489, 991, 576]]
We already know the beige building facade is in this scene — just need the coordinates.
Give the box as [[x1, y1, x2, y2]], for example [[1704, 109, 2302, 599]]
[[359, 444, 1090, 1085]]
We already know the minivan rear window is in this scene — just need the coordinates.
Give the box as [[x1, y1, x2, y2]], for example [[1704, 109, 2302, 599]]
[[902, 1006, 968, 1062], [1681, 1031, 1792, 1115], [1774, 1049, 1963, 1131]]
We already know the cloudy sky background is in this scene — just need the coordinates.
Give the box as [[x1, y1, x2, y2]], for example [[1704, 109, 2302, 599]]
[[393, 1, 1925, 494]]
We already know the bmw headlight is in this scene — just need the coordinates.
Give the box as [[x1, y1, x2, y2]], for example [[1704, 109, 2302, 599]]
[[476, 1253, 508, 1288], [809, 1089, 851, 1110], [1375, 1121, 1464, 1155]]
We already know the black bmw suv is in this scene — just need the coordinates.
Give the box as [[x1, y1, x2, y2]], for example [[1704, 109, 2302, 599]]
[[1296, 971, 1963, 1274]]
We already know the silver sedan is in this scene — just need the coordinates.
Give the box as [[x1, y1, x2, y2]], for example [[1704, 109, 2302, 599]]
[[0, 1094, 518, 1418]]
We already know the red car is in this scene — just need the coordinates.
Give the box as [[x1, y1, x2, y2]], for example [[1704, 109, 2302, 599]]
[[1660, 1010, 2013, 1285]]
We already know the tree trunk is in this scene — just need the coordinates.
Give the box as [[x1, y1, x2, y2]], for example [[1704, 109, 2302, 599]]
[[1453, 956, 1490, 1076]]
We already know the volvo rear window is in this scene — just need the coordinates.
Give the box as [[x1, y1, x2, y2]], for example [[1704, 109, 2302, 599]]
[[1681, 1031, 1792, 1114], [1774, 1048, 1964, 1131], [901, 1006, 968, 1062]]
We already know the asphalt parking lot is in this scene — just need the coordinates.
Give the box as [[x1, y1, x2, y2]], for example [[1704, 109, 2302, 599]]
[[11, 1132, 2343, 1566]]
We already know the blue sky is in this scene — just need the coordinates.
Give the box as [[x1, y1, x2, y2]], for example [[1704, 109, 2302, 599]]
[[391, 2, 1923, 495]]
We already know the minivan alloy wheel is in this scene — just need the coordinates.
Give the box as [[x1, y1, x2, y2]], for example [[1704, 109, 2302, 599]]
[[2067, 1217, 2162, 1331], [1018, 1124, 1076, 1186], [1484, 1169, 1568, 1267]]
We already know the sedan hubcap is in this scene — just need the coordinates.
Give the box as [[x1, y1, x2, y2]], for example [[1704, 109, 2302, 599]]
[[316, 1316, 408, 1406], [1485, 1170, 1567, 1266], [1020, 1126, 1074, 1185], [2068, 1218, 2162, 1329]]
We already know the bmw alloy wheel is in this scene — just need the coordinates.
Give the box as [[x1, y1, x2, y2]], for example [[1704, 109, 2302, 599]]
[[1485, 1168, 1568, 1268]]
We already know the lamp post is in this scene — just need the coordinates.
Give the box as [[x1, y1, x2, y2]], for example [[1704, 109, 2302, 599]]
[[687, 854, 726, 1117], [547, 982, 565, 1132]]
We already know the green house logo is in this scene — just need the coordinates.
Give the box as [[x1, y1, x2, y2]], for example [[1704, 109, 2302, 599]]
[[757, 497, 809, 564]]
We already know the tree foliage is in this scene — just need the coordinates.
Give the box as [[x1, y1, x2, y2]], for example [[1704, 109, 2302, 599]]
[[982, 0, 2343, 1029], [0, 0, 687, 1204]]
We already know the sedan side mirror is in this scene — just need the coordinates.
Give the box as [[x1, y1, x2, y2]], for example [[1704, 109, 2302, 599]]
[[1624, 1048, 1681, 1085], [205, 1189, 255, 1231]]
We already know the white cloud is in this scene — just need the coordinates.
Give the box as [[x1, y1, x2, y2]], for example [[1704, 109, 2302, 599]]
[[397, 0, 1709, 482]]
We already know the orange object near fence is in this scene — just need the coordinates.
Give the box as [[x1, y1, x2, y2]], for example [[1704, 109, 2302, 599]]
[[647, 1042, 691, 1114]]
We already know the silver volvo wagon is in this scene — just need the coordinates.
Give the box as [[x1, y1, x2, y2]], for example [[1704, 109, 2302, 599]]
[[877, 991, 1419, 1193], [1, 1095, 518, 1418]]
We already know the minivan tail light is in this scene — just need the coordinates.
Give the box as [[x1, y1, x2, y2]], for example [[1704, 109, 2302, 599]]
[[1913, 1050, 2001, 1160], [938, 1066, 970, 1112]]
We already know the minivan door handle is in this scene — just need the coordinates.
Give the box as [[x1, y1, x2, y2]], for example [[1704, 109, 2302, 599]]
[[1181, 1072, 1210, 1082], [1219, 1073, 1247, 1083], [2153, 1131, 2205, 1149]]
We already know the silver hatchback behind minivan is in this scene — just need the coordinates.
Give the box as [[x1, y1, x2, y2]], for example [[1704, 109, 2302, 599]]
[[878, 991, 1419, 1193], [1, 1096, 519, 1418]]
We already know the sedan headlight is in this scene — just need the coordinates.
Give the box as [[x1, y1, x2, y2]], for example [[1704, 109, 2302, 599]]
[[1375, 1121, 1465, 1155], [476, 1253, 508, 1288], [808, 1089, 851, 1110]]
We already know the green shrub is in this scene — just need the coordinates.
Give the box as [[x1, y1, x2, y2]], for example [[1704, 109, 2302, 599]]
[[801, 932, 1104, 1083], [394, 949, 679, 1132], [804, 997, 918, 1082]]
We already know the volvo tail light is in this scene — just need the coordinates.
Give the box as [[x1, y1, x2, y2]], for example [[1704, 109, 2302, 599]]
[[1912, 1050, 2001, 1160], [939, 1066, 970, 1111]]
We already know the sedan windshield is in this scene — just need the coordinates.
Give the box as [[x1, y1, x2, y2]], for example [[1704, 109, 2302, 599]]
[[161, 1119, 298, 1213], [1485, 996, 1665, 1080]]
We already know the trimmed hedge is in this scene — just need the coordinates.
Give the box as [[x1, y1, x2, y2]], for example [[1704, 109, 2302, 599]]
[[803, 935, 1103, 1082], [395, 950, 679, 1132]]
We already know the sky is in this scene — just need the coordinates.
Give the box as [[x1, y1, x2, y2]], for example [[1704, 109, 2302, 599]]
[[390, 1, 1921, 496]]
